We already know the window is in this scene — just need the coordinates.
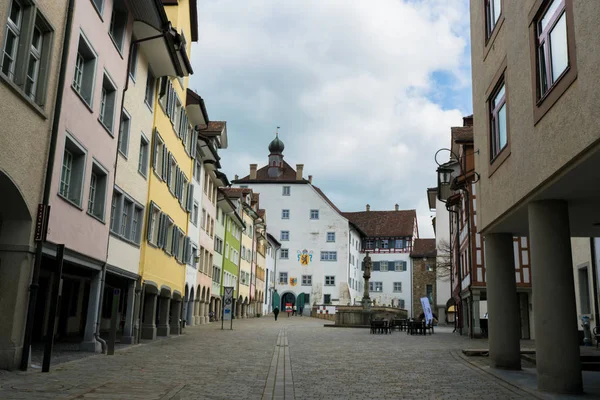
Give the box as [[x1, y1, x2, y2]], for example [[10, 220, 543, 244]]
[[485, 0, 501, 39], [426, 284, 433, 303], [145, 68, 155, 107], [138, 133, 149, 176], [99, 73, 117, 133], [393, 282, 402, 292], [1, 1, 53, 107], [380, 261, 388, 272], [91, 0, 104, 14], [279, 272, 288, 284], [192, 202, 199, 226], [214, 237, 224, 254], [325, 276, 335, 286], [282, 186, 290, 196], [87, 162, 108, 220], [489, 80, 507, 160], [118, 111, 130, 156], [72, 34, 97, 106], [326, 232, 335, 242], [398, 299, 405, 309], [426, 263, 434, 272], [395, 239, 404, 249], [324, 294, 331, 304], [320, 251, 337, 261], [111, 189, 143, 244], [280, 248, 289, 259], [146, 201, 160, 245], [310, 209, 319, 220], [201, 209, 206, 229], [59, 135, 86, 206], [193, 160, 201, 182], [536, 0, 568, 98], [579, 265, 591, 315], [369, 281, 383, 292], [302, 275, 312, 286], [152, 131, 165, 178], [108, 0, 128, 52], [394, 261, 407, 272], [281, 209, 290, 219], [280, 230, 289, 241], [128, 41, 138, 79]]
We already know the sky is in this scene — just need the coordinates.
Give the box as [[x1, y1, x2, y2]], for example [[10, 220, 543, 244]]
[[190, 0, 473, 238]]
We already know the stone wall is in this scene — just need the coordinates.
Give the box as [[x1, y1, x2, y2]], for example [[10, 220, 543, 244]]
[[412, 257, 437, 318]]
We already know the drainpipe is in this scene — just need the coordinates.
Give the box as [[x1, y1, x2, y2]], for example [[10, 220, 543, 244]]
[[448, 207, 462, 335], [94, 263, 108, 353], [463, 187, 475, 339], [20, 0, 76, 371], [590, 238, 600, 328]]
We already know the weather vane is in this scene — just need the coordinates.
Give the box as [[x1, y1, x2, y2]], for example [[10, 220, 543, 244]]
[[276, 126, 280, 136]]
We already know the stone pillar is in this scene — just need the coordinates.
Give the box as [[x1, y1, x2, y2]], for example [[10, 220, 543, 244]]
[[170, 300, 182, 335], [194, 299, 200, 325], [204, 300, 209, 322], [141, 292, 157, 340], [156, 296, 171, 336], [186, 298, 194, 326], [485, 233, 521, 370], [529, 200, 582, 394], [121, 281, 137, 344], [81, 272, 102, 352], [472, 292, 481, 337], [199, 301, 206, 324]]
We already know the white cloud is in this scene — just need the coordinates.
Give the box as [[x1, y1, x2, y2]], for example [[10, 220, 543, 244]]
[[191, 0, 471, 238]]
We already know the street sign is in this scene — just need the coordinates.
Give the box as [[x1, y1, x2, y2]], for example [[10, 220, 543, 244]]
[[222, 287, 234, 330], [34, 204, 50, 242]]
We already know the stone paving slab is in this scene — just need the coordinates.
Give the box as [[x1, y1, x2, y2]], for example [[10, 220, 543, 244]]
[[0, 317, 546, 399]]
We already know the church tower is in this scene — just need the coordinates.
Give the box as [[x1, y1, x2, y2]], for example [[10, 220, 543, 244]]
[[267, 132, 285, 178]]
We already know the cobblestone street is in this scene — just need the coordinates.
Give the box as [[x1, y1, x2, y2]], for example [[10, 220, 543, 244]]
[[0, 317, 537, 399]]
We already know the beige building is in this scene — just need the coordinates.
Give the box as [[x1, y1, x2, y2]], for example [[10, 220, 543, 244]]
[[470, 0, 600, 394], [0, 0, 69, 370]]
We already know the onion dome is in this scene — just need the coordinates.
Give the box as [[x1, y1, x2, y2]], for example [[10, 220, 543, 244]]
[[268, 133, 285, 154]]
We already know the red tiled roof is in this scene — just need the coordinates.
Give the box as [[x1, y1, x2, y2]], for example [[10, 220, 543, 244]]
[[235, 161, 305, 182], [257, 209, 265, 218], [205, 121, 226, 133], [342, 209, 416, 237], [411, 238, 436, 258], [221, 187, 252, 199]]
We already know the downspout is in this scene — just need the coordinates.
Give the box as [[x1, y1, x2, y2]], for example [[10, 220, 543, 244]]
[[463, 187, 475, 339], [20, 0, 76, 370], [448, 207, 461, 335], [590, 238, 600, 329], [94, 263, 108, 353]]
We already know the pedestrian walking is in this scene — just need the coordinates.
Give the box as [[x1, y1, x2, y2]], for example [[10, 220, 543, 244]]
[[299, 306, 303, 316], [273, 307, 279, 321], [292, 304, 297, 316]]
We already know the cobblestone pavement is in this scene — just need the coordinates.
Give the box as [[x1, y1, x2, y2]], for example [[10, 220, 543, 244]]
[[0, 317, 537, 399]]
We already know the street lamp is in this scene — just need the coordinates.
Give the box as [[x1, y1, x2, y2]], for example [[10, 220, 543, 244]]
[[436, 165, 454, 202]]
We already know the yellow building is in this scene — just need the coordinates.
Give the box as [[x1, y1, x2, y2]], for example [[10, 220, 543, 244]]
[[139, 0, 207, 340]]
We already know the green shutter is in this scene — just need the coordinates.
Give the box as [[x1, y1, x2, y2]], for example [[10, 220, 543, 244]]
[[272, 291, 281, 311]]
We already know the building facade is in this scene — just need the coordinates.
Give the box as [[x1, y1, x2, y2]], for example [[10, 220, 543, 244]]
[[469, 0, 600, 392], [343, 207, 417, 316], [410, 239, 437, 319], [0, 0, 69, 370], [233, 134, 358, 311]]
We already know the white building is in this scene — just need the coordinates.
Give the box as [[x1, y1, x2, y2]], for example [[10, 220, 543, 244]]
[[232, 134, 358, 311], [343, 206, 418, 317], [427, 188, 452, 324], [264, 233, 281, 314]]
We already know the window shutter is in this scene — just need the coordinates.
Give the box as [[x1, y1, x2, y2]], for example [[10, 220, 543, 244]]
[[146, 202, 154, 243], [402, 261, 407, 271], [183, 237, 190, 264], [191, 132, 197, 159], [161, 146, 168, 180], [170, 226, 177, 255], [156, 213, 164, 247], [161, 217, 169, 251], [186, 183, 194, 212], [159, 77, 168, 98], [167, 152, 173, 187], [152, 130, 158, 172]]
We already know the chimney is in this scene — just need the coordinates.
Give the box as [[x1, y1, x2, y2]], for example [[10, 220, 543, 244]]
[[234, 174, 239, 180], [308, 175, 313, 184], [250, 164, 257, 180], [296, 164, 304, 180], [395, 204, 399, 211], [366, 204, 370, 212]]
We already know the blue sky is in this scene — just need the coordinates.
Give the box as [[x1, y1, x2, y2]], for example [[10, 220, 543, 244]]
[[190, 0, 472, 238]]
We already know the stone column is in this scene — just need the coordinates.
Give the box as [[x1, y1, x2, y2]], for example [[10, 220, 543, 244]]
[[121, 281, 137, 344], [156, 296, 171, 336], [170, 300, 182, 335], [194, 299, 200, 325], [529, 201, 582, 394], [485, 233, 521, 370], [472, 292, 481, 337], [199, 301, 205, 324], [81, 272, 102, 352], [141, 292, 157, 340], [186, 298, 194, 326], [204, 300, 210, 322]]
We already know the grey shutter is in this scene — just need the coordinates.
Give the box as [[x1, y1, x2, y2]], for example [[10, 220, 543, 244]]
[[402, 261, 407, 271], [171, 225, 177, 255], [146, 202, 154, 243], [183, 237, 190, 264], [156, 213, 164, 247], [161, 146, 168, 180], [186, 183, 194, 212], [152, 130, 158, 172], [191, 132, 197, 159], [167, 152, 173, 187]]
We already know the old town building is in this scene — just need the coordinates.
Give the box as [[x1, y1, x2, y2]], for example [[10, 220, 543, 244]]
[[410, 239, 437, 319]]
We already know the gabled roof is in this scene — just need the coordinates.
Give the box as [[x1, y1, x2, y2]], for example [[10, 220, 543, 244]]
[[312, 186, 342, 214], [234, 161, 308, 183], [411, 238, 436, 258], [342, 209, 417, 237], [220, 187, 252, 199], [451, 126, 473, 143]]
